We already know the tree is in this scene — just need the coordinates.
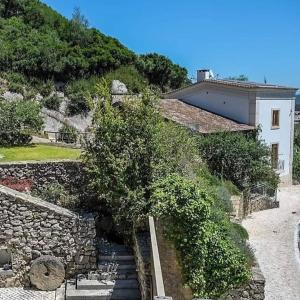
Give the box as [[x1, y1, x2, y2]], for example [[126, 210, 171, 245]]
[[136, 53, 189, 91], [197, 130, 279, 190], [0, 100, 43, 146]]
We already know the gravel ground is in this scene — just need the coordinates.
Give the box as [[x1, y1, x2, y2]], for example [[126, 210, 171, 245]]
[[243, 185, 300, 300]]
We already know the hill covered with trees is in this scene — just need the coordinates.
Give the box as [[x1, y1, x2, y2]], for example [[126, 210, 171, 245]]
[[0, 0, 190, 99]]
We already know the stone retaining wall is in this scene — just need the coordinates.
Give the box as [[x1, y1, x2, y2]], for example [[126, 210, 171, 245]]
[[220, 266, 265, 300], [0, 160, 85, 195], [0, 185, 97, 288]]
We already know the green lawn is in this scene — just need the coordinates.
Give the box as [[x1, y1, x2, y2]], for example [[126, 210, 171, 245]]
[[0, 144, 81, 162]]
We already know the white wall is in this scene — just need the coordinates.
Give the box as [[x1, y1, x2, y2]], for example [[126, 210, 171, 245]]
[[168, 84, 253, 124], [256, 97, 295, 178]]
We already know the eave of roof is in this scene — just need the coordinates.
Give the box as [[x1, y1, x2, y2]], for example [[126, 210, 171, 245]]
[[166, 79, 298, 96], [160, 99, 254, 134]]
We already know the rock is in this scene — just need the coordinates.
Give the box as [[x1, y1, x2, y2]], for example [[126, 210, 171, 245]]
[[111, 80, 128, 95], [2, 91, 24, 102], [29, 255, 65, 291]]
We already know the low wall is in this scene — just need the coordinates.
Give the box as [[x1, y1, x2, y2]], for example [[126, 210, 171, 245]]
[[0, 160, 85, 195], [220, 266, 265, 300], [0, 185, 97, 288]]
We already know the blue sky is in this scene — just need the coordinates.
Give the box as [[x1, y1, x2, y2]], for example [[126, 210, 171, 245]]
[[42, 0, 300, 89]]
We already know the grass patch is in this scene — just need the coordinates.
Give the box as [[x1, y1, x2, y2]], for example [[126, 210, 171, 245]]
[[0, 144, 81, 162]]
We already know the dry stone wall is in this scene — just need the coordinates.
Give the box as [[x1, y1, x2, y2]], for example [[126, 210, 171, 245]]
[[0, 160, 85, 195], [0, 185, 97, 288]]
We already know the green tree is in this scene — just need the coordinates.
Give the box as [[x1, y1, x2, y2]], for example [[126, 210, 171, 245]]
[[226, 75, 249, 81], [198, 131, 279, 190], [136, 53, 189, 91], [0, 100, 43, 146]]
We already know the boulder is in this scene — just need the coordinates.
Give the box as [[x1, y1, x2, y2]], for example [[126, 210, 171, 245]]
[[29, 255, 65, 291], [111, 80, 128, 95]]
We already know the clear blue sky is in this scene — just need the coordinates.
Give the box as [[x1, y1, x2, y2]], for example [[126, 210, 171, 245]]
[[42, 0, 300, 89]]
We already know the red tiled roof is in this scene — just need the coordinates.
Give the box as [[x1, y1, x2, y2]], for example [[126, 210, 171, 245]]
[[160, 99, 254, 134]]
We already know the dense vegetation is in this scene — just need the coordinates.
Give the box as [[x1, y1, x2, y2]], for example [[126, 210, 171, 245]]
[[0, 0, 189, 107], [293, 124, 300, 181], [83, 81, 251, 298], [198, 130, 279, 191], [0, 100, 43, 146]]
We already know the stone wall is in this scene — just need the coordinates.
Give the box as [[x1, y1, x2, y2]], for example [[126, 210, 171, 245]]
[[0, 160, 85, 195], [220, 266, 265, 300], [0, 185, 97, 288], [133, 229, 152, 300]]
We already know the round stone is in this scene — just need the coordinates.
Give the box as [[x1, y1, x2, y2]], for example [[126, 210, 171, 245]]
[[29, 255, 65, 291]]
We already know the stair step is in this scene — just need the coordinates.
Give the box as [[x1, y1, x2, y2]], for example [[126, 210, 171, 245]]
[[76, 279, 140, 290], [77, 279, 115, 290], [99, 255, 135, 261], [66, 289, 113, 300], [98, 263, 136, 270], [110, 288, 141, 300]]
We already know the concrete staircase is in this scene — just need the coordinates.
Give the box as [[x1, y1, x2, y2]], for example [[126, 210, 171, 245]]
[[65, 241, 141, 300]]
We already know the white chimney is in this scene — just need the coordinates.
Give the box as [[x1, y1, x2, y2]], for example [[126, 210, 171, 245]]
[[197, 69, 214, 82]]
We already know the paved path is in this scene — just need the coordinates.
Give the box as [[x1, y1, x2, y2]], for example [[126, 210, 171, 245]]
[[243, 185, 300, 300], [0, 288, 55, 300]]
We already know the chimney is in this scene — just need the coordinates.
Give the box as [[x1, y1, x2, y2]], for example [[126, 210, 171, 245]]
[[197, 69, 214, 82]]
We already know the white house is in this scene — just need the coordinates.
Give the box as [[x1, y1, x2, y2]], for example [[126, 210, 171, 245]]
[[165, 70, 298, 185]]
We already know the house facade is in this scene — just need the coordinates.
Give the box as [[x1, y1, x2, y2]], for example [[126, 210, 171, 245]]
[[166, 70, 298, 185]]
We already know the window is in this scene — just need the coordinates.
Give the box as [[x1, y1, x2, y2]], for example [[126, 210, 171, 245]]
[[271, 143, 279, 169], [272, 109, 280, 128]]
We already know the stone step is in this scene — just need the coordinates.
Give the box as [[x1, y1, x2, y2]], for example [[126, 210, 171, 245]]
[[66, 289, 113, 300], [77, 279, 115, 290], [98, 262, 136, 270], [76, 279, 140, 290], [99, 255, 135, 261], [110, 288, 141, 300]]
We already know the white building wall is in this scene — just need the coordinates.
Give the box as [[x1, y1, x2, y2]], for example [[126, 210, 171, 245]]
[[256, 97, 295, 181], [168, 84, 252, 124]]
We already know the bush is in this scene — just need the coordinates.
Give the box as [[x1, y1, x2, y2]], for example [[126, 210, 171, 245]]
[[43, 93, 61, 111], [198, 130, 279, 190], [67, 92, 90, 116], [39, 80, 55, 97], [293, 124, 300, 181], [8, 82, 23, 94], [104, 65, 147, 94], [35, 183, 79, 209], [0, 100, 43, 146], [58, 124, 78, 144], [151, 174, 251, 298]]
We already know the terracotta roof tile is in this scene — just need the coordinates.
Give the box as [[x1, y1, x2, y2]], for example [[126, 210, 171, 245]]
[[160, 99, 254, 134]]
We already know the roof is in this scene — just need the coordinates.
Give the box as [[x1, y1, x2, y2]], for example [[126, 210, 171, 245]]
[[166, 79, 298, 95], [160, 99, 254, 134]]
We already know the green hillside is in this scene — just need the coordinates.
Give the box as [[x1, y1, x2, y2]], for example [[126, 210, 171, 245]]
[[0, 0, 189, 97]]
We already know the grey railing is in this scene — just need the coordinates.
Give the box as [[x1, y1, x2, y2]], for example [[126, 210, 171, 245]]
[[149, 216, 173, 300]]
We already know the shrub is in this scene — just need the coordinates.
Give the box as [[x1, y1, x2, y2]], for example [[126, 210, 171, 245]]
[[67, 91, 90, 116], [8, 82, 23, 94], [104, 65, 147, 94], [58, 124, 78, 144], [35, 183, 79, 209], [293, 124, 300, 181], [39, 80, 55, 97], [151, 174, 251, 298], [0, 100, 43, 146], [43, 93, 61, 111], [198, 130, 279, 190]]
